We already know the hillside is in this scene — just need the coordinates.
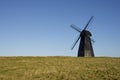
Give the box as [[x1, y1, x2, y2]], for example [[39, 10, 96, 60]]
[[0, 56, 120, 80]]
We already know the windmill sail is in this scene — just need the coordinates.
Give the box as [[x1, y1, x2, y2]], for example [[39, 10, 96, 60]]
[[71, 35, 80, 50], [83, 16, 94, 30]]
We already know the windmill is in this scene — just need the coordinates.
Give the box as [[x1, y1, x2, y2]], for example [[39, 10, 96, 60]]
[[70, 16, 95, 57]]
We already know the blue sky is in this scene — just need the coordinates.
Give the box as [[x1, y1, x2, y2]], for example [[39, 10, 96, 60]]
[[0, 0, 120, 57]]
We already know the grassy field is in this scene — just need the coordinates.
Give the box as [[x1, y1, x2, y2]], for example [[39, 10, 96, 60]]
[[0, 56, 120, 80]]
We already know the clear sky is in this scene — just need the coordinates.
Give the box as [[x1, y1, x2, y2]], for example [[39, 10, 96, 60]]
[[0, 0, 120, 57]]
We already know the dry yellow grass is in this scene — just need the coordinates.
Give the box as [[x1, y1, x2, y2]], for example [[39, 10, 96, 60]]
[[0, 56, 120, 80]]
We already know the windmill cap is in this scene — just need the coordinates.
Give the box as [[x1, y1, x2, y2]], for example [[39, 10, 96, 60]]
[[80, 30, 92, 37]]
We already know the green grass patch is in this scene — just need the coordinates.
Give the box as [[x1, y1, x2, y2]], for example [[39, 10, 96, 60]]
[[0, 56, 120, 80]]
